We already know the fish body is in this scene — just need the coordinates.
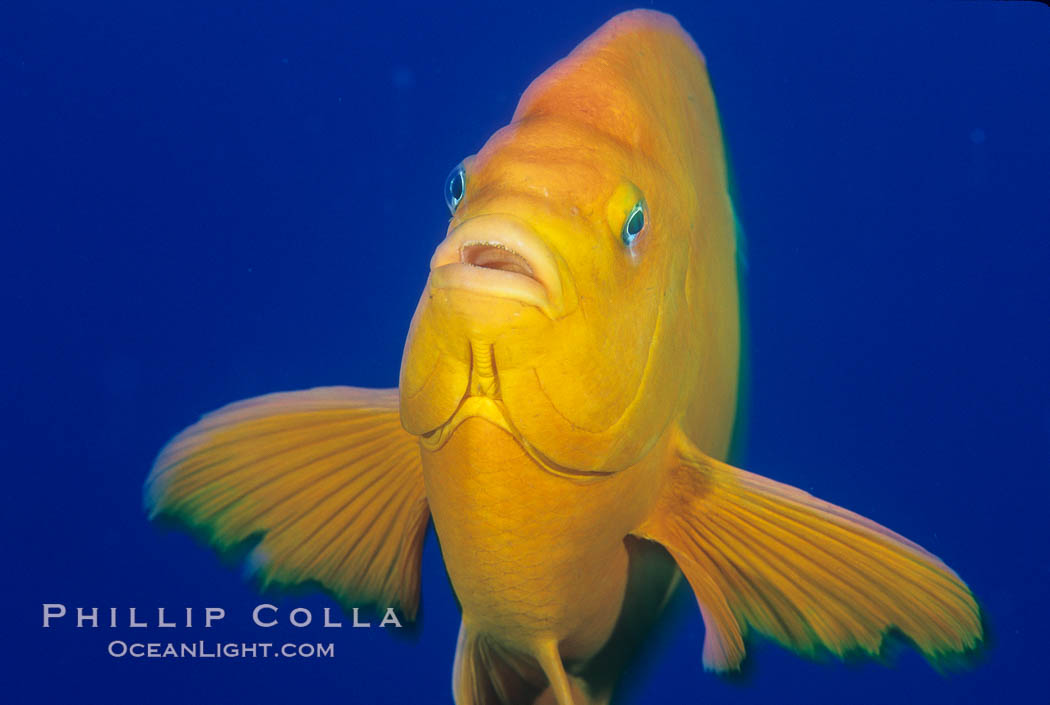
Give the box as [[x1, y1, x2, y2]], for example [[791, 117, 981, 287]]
[[405, 14, 739, 691], [146, 10, 982, 705], [424, 417, 663, 657]]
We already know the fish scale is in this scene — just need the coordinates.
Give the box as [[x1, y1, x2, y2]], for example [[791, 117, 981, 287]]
[[421, 415, 661, 661]]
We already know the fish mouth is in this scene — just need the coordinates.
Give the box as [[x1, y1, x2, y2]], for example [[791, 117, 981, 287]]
[[461, 242, 535, 278], [429, 214, 564, 315]]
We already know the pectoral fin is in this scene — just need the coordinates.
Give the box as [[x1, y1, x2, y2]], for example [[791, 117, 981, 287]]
[[145, 386, 429, 619], [634, 430, 982, 671]]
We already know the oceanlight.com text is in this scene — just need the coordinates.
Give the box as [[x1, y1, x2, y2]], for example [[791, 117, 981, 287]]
[[107, 640, 335, 659]]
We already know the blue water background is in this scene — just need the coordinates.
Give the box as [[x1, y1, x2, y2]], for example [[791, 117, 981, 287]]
[[4, 1, 1049, 703]]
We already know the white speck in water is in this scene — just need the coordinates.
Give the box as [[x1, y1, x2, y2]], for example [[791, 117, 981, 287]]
[[969, 128, 986, 145], [391, 67, 415, 90]]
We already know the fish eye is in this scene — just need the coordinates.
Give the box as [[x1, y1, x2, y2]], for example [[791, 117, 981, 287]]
[[445, 163, 466, 214], [621, 201, 646, 246]]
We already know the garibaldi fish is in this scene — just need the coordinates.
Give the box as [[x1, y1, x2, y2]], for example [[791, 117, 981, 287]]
[[145, 10, 982, 704]]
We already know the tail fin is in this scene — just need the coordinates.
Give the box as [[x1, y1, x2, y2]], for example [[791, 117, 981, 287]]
[[634, 431, 982, 671], [145, 386, 429, 619]]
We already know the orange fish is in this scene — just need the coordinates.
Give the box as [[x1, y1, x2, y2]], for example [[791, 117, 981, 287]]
[[146, 10, 982, 704]]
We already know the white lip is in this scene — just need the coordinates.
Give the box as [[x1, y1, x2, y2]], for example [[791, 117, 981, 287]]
[[429, 215, 564, 314]]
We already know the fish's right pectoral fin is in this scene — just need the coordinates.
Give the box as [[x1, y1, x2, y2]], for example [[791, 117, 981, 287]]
[[633, 430, 983, 672], [145, 386, 429, 620]]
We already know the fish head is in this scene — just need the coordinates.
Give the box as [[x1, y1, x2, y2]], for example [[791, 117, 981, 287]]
[[400, 123, 699, 476], [399, 12, 738, 475]]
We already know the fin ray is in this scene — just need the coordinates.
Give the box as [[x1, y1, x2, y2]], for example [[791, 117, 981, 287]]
[[146, 386, 429, 619], [635, 433, 982, 670]]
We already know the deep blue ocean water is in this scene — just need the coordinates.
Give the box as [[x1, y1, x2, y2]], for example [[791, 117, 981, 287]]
[[5, 1, 1049, 703]]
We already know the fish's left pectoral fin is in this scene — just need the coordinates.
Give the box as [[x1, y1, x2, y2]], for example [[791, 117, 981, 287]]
[[632, 432, 982, 672], [145, 386, 429, 620]]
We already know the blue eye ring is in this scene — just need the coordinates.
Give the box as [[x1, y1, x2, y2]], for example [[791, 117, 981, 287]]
[[445, 163, 466, 214], [622, 201, 646, 246]]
